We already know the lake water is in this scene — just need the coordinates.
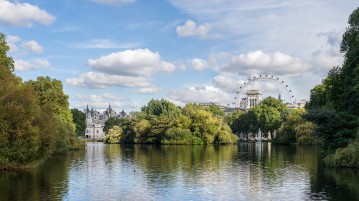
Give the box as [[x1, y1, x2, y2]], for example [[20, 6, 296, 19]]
[[1, 142, 359, 201]]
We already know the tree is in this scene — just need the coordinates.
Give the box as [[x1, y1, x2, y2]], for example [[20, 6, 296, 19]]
[[247, 97, 286, 135], [104, 126, 122, 144], [0, 33, 14, 72], [103, 117, 122, 134], [71, 109, 86, 136], [225, 109, 245, 134], [205, 105, 224, 117], [26, 76, 74, 127], [141, 99, 181, 120]]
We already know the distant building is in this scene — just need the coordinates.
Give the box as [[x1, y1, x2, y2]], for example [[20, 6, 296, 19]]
[[84, 104, 129, 139], [239, 90, 262, 110]]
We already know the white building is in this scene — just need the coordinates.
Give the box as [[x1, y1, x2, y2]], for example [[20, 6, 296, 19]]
[[84, 104, 128, 139], [240, 90, 262, 110]]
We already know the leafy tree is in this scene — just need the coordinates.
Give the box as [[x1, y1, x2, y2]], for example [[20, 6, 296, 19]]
[[246, 97, 286, 135], [224, 109, 245, 134], [103, 117, 122, 134], [104, 126, 122, 144], [161, 127, 192, 144], [26, 76, 80, 151], [205, 105, 224, 117], [306, 84, 328, 109], [304, 109, 357, 153], [71, 108, 86, 136], [0, 33, 14, 72], [141, 99, 181, 120], [274, 108, 309, 144]]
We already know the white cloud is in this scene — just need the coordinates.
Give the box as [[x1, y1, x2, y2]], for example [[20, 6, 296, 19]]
[[14, 59, 51, 71], [73, 94, 125, 110], [71, 39, 140, 49], [90, 0, 135, 5], [6, 35, 21, 52], [191, 58, 208, 71], [0, 0, 55, 27], [33, 59, 51, 68], [223, 50, 309, 76], [22, 40, 43, 53], [310, 30, 344, 74], [178, 64, 187, 71], [212, 74, 242, 93], [101, 93, 127, 101], [168, 85, 232, 106], [136, 87, 161, 94], [88, 48, 176, 76], [176, 20, 211, 38], [14, 59, 32, 71], [66, 72, 151, 89]]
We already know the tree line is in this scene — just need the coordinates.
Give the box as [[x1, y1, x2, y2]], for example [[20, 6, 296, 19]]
[[0, 33, 83, 169], [104, 99, 238, 144], [304, 7, 359, 168]]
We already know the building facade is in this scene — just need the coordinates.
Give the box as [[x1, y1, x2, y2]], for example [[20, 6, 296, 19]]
[[84, 104, 128, 139]]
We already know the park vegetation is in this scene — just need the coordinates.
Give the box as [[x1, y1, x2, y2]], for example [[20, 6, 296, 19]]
[[104, 99, 238, 144], [304, 7, 359, 168], [0, 33, 83, 169]]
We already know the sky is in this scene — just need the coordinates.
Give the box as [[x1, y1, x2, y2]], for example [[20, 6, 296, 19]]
[[1, 0, 358, 112]]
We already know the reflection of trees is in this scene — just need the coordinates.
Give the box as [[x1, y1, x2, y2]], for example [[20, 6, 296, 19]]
[[324, 168, 359, 200], [0, 151, 83, 201], [308, 168, 359, 201], [123, 145, 238, 185]]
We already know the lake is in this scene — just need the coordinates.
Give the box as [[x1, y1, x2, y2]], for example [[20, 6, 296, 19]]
[[1, 142, 358, 201]]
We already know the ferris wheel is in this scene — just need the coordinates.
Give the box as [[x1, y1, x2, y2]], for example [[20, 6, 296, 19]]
[[233, 75, 296, 108]]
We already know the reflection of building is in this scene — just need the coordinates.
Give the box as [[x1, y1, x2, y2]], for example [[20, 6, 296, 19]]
[[240, 90, 262, 110], [84, 104, 129, 139]]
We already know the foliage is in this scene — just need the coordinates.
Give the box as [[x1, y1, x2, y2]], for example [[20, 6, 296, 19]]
[[104, 126, 122, 144], [141, 99, 181, 120], [161, 127, 192, 144], [26, 76, 75, 128], [71, 108, 86, 136], [205, 105, 224, 117], [304, 109, 357, 153], [224, 110, 245, 134], [235, 97, 286, 136], [0, 34, 83, 169], [0, 33, 14, 72], [304, 7, 359, 167], [324, 140, 359, 168], [103, 117, 122, 134], [26, 76, 81, 151], [105, 100, 238, 145]]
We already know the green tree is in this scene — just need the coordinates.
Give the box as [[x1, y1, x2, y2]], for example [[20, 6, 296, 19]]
[[224, 109, 245, 134], [247, 97, 286, 135], [141, 99, 181, 120], [103, 117, 122, 134], [26, 77, 81, 151], [71, 108, 86, 137], [104, 126, 122, 144], [205, 105, 224, 117], [0, 33, 14, 72], [26, 76, 74, 127]]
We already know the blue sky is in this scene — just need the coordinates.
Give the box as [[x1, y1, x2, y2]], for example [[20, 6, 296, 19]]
[[1, 0, 357, 112]]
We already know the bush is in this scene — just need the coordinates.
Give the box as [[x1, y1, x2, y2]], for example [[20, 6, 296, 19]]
[[161, 127, 192, 145], [324, 140, 359, 168]]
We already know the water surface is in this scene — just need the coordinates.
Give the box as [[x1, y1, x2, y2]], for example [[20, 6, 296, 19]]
[[1, 142, 358, 201]]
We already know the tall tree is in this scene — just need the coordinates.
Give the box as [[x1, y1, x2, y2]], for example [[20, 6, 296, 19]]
[[0, 33, 14, 72], [71, 109, 86, 136], [26, 76, 75, 128]]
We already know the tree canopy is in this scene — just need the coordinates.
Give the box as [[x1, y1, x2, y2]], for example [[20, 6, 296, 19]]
[[0, 33, 82, 169]]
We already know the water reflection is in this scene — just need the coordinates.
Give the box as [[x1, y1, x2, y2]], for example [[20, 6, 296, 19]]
[[0, 142, 359, 201]]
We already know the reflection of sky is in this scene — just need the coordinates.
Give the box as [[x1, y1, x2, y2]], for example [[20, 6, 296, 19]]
[[64, 143, 313, 201]]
